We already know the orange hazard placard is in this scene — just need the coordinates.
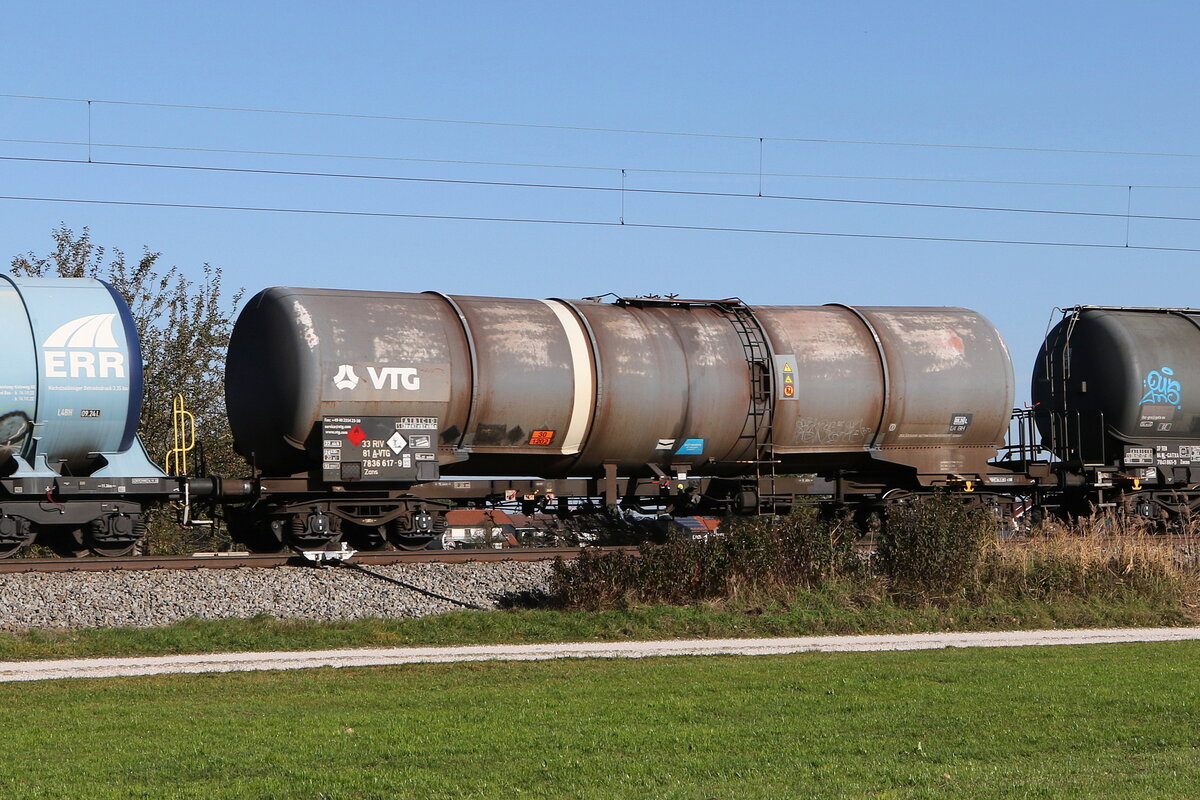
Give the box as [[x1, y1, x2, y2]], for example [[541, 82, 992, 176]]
[[529, 430, 556, 446]]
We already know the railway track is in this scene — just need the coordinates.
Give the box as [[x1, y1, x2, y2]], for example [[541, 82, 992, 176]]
[[0, 546, 639, 574]]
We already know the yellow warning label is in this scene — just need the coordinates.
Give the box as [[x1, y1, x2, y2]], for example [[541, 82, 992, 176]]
[[775, 355, 799, 401]]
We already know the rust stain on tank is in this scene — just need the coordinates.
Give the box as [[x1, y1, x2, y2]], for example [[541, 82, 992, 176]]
[[679, 317, 731, 367], [905, 328, 970, 372], [601, 312, 652, 343], [874, 311, 976, 372], [372, 325, 447, 362], [478, 306, 560, 369], [799, 317, 866, 357], [789, 313, 875, 379], [291, 301, 320, 350], [599, 314, 659, 377]]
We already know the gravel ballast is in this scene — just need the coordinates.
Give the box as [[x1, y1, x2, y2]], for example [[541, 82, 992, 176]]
[[0, 561, 555, 630]]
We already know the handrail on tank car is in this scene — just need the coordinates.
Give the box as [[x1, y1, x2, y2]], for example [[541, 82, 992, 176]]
[[1000, 407, 1111, 470], [996, 406, 1112, 470], [1063, 305, 1200, 314], [583, 294, 751, 311], [995, 407, 1054, 465]]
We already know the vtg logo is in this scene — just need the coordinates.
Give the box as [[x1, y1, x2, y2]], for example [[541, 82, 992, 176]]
[[333, 365, 360, 390], [42, 314, 126, 379], [333, 364, 421, 392]]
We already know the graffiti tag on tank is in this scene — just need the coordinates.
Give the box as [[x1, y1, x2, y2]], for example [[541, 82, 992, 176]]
[[1138, 366, 1183, 430], [1139, 367, 1182, 407], [795, 417, 873, 446]]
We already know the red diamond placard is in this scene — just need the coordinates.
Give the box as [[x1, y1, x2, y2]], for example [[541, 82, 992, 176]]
[[347, 425, 367, 447]]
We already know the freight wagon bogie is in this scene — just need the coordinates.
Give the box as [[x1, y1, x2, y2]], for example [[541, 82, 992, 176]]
[[225, 493, 449, 552], [1116, 488, 1200, 529], [0, 502, 148, 557], [1030, 482, 1200, 531]]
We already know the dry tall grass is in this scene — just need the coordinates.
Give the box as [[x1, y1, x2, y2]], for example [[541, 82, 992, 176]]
[[551, 502, 1200, 613], [979, 514, 1200, 608]]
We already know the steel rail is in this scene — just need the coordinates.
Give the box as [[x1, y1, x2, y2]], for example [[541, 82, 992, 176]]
[[0, 546, 639, 574]]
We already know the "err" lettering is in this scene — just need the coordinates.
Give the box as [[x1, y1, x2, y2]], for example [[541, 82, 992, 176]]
[[44, 351, 126, 379]]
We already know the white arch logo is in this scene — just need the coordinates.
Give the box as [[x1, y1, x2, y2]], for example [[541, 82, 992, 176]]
[[333, 364, 360, 390], [44, 314, 120, 348], [42, 314, 126, 379]]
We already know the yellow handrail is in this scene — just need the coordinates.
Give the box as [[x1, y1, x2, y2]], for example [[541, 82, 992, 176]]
[[164, 393, 196, 476]]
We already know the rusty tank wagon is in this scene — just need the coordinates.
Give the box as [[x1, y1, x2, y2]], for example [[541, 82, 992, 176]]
[[223, 289, 1015, 550]]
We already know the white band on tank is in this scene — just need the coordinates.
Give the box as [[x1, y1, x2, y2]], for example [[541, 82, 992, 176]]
[[540, 299, 594, 455]]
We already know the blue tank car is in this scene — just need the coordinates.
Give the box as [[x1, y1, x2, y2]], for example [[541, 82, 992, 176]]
[[0, 276, 177, 556]]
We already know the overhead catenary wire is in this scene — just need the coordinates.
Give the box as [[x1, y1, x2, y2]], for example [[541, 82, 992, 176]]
[[5, 93, 1198, 252], [3, 193, 1199, 253], [4, 153, 1199, 224], [8, 135, 1200, 191], [8, 92, 1200, 159]]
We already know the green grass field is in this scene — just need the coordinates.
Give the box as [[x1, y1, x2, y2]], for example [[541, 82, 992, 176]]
[[1, 641, 1197, 799], [0, 591, 1191, 662]]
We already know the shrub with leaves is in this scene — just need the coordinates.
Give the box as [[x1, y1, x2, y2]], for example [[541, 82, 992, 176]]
[[877, 493, 996, 602], [550, 499, 1199, 614], [551, 509, 860, 610]]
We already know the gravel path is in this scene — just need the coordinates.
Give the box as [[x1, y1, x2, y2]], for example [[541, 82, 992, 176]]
[[2, 627, 1198, 682], [0, 561, 555, 630]]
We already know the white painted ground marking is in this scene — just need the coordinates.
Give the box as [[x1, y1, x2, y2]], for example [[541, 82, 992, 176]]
[[2, 627, 1198, 682]]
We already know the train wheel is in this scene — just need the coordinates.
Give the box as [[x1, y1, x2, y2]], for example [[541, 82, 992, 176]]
[[0, 540, 26, 558], [392, 535, 436, 551], [86, 516, 146, 557], [283, 513, 341, 551], [88, 541, 138, 558], [386, 515, 438, 550], [0, 516, 34, 558]]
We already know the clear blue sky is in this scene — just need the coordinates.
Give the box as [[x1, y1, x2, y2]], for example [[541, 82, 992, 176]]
[[3, 1, 1199, 404]]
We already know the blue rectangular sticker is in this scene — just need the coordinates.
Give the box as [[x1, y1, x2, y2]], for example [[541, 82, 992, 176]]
[[676, 438, 705, 455]]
